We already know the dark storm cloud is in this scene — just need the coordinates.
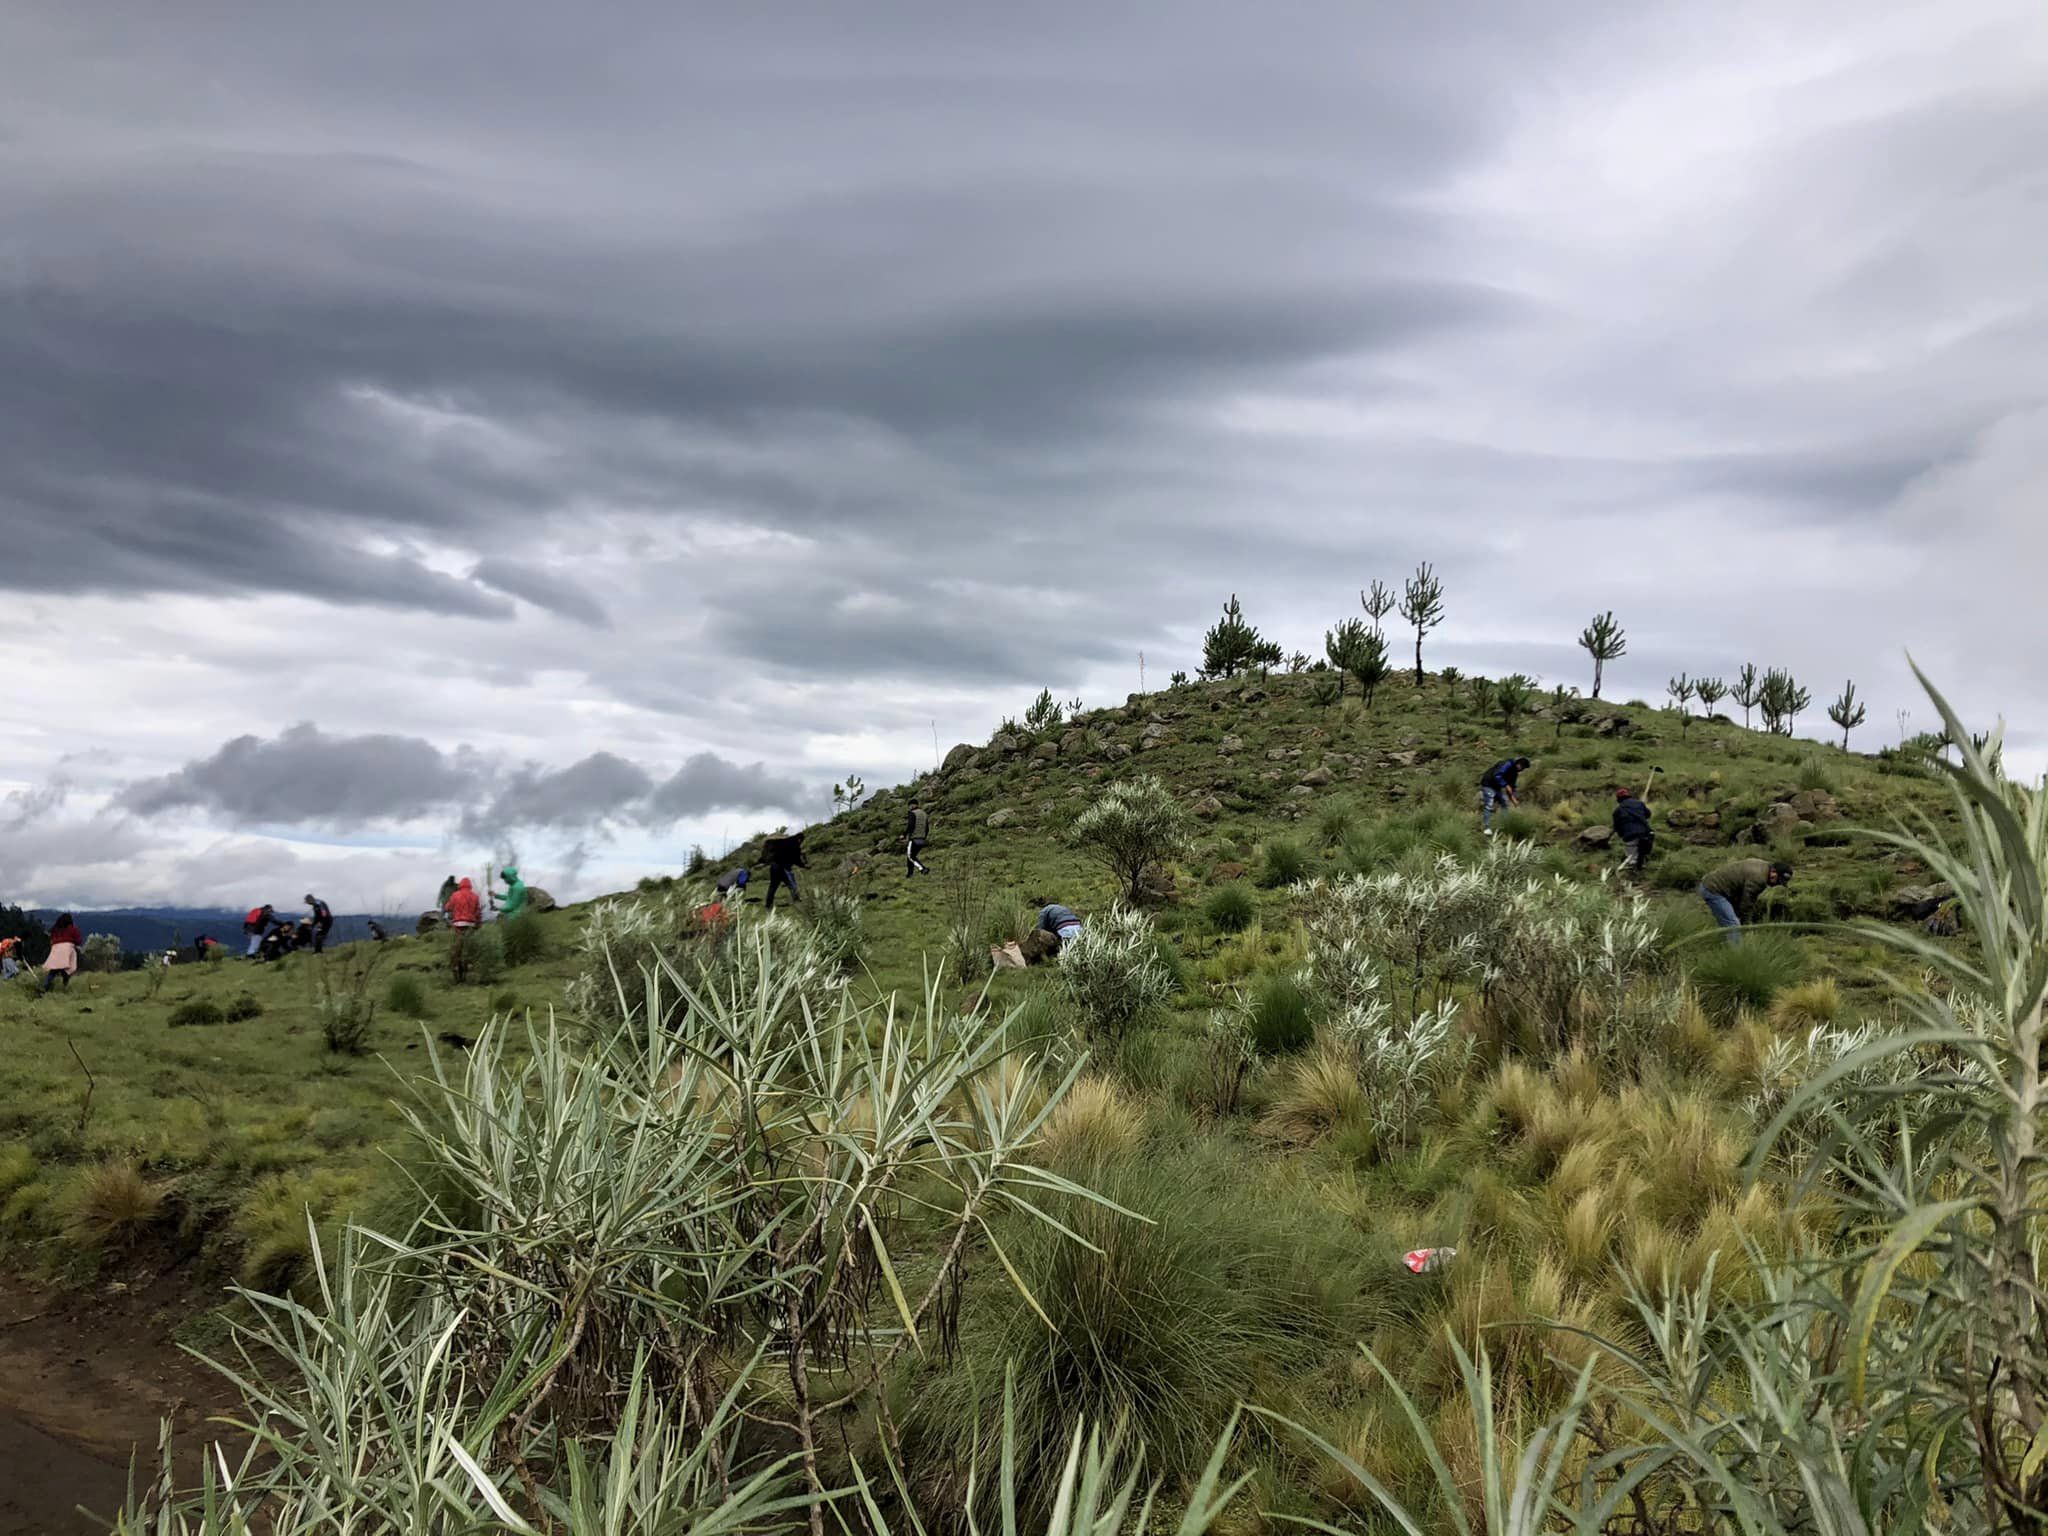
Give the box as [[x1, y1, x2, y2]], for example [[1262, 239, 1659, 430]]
[[122, 723, 819, 835], [645, 754, 822, 823], [459, 752, 653, 839], [472, 558, 610, 627], [124, 723, 477, 822]]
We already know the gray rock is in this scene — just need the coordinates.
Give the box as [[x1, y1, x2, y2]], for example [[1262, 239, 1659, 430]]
[[1030, 740, 1060, 762], [1266, 747, 1290, 762], [1594, 715, 1636, 738], [1192, 794, 1223, 819], [1575, 826, 1615, 850], [986, 808, 1019, 828], [1101, 743, 1133, 762], [942, 743, 976, 774], [1298, 765, 1333, 788], [1889, 882, 1955, 921], [991, 732, 1024, 755], [1218, 735, 1244, 755]]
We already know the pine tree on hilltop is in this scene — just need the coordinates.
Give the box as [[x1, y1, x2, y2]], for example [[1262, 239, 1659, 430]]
[[1695, 676, 1727, 720], [1732, 663, 1762, 729], [1202, 594, 1281, 680], [1361, 579, 1396, 635], [1667, 672, 1697, 734], [1398, 563, 1445, 687], [1577, 611, 1626, 699], [1828, 680, 1868, 751]]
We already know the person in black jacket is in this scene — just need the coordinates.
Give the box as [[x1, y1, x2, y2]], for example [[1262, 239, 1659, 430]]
[[1478, 757, 1531, 834], [1612, 787, 1654, 872], [904, 799, 931, 876], [763, 832, 807, 911], [304, 893, 334, 953]]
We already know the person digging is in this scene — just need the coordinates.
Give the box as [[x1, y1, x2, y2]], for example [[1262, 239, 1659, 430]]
[[1478, 756, 1531, 835], [1612, 786, 1654, 874], [762, 831, 808, 911], [1698, 858, 1793, 946]]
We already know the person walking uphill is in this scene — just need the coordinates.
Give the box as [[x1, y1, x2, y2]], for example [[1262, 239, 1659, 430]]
[[40, 913, 82, 993], [304, 893, 333, 954], [904, 799, 932, 877], [1699, 858, 1793, 945], [1612, 788, 1654, 873], [762, 831, 807, 911], [1479, 757, 1531, 834]]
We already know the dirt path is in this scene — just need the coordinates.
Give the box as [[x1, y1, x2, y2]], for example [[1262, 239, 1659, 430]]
[[0, 1271, 237, 1535]]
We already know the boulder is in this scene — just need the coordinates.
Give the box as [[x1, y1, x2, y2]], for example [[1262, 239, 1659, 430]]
[[1575, 826, 1615, 850], [1384, 750, 1422, 769], [986, 808, 1019, 829], [1192, 794, 1224, 819], [1889, 882, 1955, 922], [1243, 688, 1269, 704], [1750, 803, 1810, 844], [1030, 740, 1060, 762], [525, 887, 557, 914], [991, 732, 1024, 755], [1298, 765, 1334, 788], [1594, 715, 1636, 738], [1142, 722, 1171, 742], [1218, 735, 1244, 755], [1288, 784, 1316, 798], [942, 743, 976, 774], [1266, 747, 1290, 762], [1786, 789, 1840, 822], [1101, 742, 1133, 763], [1060, 728, 1095, 756], [416, 910, 442, 936]]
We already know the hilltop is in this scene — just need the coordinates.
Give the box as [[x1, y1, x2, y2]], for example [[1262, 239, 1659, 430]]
[[0, 663, 1973, 1525]]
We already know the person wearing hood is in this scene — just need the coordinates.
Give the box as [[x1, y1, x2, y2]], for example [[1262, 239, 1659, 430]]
[[495, 866, 529, 920], [437, 875, 459, 912], [1612, 787, 1654, 873], [445, 877, 483, 981], [0, 936, 19, 981], [242, 903, 275, 958], [42, 913, 82, 993], [304, 892, 334, 953]]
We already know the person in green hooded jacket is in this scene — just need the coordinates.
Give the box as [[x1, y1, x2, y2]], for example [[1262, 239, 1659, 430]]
[[495, 865, 529, 919]]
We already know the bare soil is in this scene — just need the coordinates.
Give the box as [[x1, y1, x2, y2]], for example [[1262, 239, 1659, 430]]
[[0, 1269, 236, 1536]]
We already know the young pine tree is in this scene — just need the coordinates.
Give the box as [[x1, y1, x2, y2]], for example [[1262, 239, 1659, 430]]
[[1732, 662, 1763, 729], [1828, 679, 1868, 751], [1667, 671, 1696, 733], [1324, 618, 1366, 697], [1695, 675, 1728, 721], [1398, 562, 1445, 687], [1496, 673, 1538, 735], [1577, 610, 1627, 699], [1361, 579, 1396, 635], [1466, 674, 1496, 720], [1201, 594, 1280, 680], [1759, 667, 1811, 736], [1022, 688, 1064, 736]]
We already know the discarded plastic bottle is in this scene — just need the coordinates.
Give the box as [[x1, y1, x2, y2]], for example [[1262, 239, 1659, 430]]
[[1402, 1246, 1456, 1274]]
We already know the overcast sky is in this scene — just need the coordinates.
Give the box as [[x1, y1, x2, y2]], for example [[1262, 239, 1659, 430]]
[[3, 1, 2042, 913]]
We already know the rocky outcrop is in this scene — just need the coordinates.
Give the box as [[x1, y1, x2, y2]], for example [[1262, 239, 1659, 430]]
[[942, 743, 976, 774]]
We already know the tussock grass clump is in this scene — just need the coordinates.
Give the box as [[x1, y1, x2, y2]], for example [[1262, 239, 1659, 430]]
[[385, 974, 431, 1018], [223, 992, 264, 1022], [1260, 1040, 1367, 1145], [1036, 1075, 1146, 1171], [1314, 799, 1359, 848], [64, 1161, 162, 1250], [1690, 931, 1807, 1018], [1257, 836, 1311, 888], [1495, 807, 1543, 841], [1769, 976, 1841, 1027], [1242, 971, 1316, 1056], [167, 998, 225, 1028], [1203, 881, 1256, 934], [1344, 806, 1481, 874]]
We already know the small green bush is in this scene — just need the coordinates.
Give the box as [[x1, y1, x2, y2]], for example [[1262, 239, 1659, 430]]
[[499, 913, 547, 967], [1243, 971, 1316, 1056], [1257, 836, 1311, 889], [492, 989, 522, 1015], [385, 974, 431, 1018], [461, 926, 505, 986], [1203, 882, 1256, 933], [1690, 932, 1807, 1018], [223, 993, 264, 1022], [168, 999, 225, 1028], [1796, 756, 1837, 793]]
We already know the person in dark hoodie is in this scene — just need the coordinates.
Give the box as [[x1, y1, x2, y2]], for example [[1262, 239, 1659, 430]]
[[304, 893, 334, 953], [1612, 787, 1654, 873], [243, 903, 275, 958], [762, 831, 807, 911], [1478, 756, 1531, 834], [904, 798, 931, 877]]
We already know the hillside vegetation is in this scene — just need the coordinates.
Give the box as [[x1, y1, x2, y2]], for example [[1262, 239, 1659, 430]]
[[3, 662, 2018, 1532]]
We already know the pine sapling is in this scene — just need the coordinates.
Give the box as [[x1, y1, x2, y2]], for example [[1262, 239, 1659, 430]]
[[1828, 679, 1868, 751], [1695, 676, 1727, 721], [1667, 672, 1696, 733], [1577, 610, 1627, 699], [1361, 579, 1396, 635], [1732, 662, 1762, 728], [1398, 562, 1445, 687]]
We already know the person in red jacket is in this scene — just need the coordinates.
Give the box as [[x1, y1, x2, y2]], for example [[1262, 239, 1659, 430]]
[[445, 878, 483, 980]]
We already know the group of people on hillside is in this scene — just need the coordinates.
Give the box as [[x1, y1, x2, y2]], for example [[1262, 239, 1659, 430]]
[[1481, 753, 1791, 944], [436, 866, 528, 921], [237, 895, 335, 961], [2, 914, 82, 992]]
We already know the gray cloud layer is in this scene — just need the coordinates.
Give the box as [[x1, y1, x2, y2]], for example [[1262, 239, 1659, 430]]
[[2, 0, 2043, 906]]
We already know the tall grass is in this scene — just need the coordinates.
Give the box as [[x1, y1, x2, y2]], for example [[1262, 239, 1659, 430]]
[[1689, 932, 1806, 1017]]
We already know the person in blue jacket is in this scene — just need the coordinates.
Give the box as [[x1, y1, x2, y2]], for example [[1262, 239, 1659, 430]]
[[1478, 756, 1531, 834]]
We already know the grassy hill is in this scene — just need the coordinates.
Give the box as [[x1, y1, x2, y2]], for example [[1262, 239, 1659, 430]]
[[0, 666, 1970, 1522]]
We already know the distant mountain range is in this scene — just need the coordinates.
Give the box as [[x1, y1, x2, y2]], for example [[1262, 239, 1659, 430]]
[[32, 907, 393, 955]]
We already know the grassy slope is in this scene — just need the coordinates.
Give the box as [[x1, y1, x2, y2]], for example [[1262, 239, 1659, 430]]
[[0, 669, 1956, 1509]]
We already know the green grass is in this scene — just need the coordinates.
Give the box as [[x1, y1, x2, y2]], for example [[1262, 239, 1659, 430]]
[[0, 665, 1975, 1526]]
